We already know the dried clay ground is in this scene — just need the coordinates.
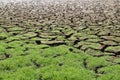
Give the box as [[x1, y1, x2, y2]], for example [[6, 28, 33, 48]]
[[0, 0, 120, 80]]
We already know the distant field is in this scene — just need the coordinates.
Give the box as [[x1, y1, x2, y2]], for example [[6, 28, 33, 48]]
[[0, 0, 120, 80]]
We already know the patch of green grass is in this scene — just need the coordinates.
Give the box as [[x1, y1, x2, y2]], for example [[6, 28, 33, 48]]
[[0, 44, 97, 80], [0, 33, 120, 80], [98, 65, 120, 80], [86, 56, 111, 70], [37, 66, 95, 80], [0, 32, 8, 40], [105, 46, 120, 52], [114, 58, 120, 63], [0, 56, 31, 71], [0, 42, 7, 55]]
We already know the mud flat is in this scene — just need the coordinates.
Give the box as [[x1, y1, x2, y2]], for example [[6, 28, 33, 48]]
[[0, 0, 120, 80]]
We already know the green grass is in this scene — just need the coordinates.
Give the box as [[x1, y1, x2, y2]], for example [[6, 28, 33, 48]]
[[0, 41, 119, 80], [0, 24, 120, 80], [0, 43, 97, 80], [98, 65, 120, 80], [0, 32, 8, 40]]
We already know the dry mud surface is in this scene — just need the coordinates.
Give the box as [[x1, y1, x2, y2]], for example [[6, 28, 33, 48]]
[[0, 24, 120, 80]]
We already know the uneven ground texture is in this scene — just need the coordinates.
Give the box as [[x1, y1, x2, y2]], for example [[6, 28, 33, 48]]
[[0, 24, 120, 80]]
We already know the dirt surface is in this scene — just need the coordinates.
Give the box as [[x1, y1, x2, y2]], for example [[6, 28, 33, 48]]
[[0, 0, 120, 79]]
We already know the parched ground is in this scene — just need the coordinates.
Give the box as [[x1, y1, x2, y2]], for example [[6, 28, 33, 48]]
[[0, 24, 120, 80]]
